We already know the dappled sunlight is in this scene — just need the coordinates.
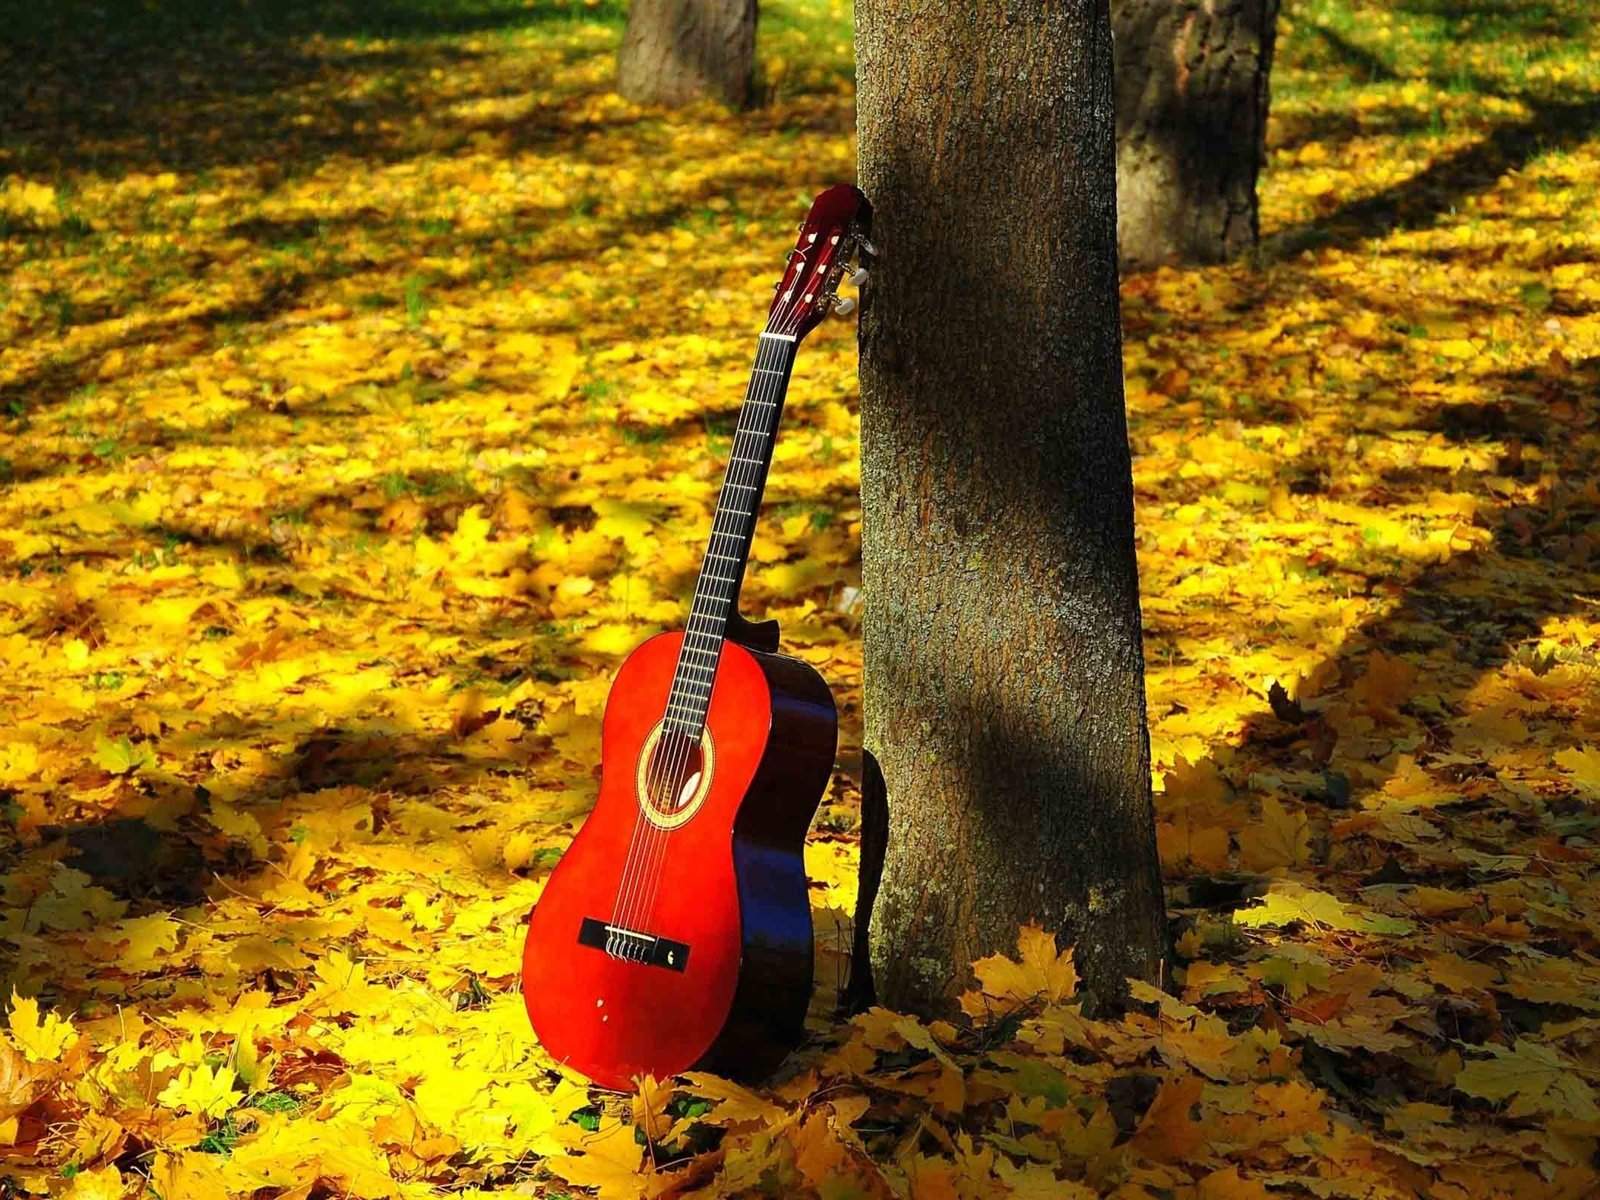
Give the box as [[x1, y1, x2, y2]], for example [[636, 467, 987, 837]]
[[3, 0, 1600, 1195]]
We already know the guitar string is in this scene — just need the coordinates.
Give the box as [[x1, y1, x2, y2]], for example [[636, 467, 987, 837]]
[[612, 241, 846, 955], [617, 279, 819, 948], [613, 287, 807, 948], [622, 329, 795, 944], [619, 247, 840, 948], [608, 327, 793, 949], [611, 332, 790, 947], [608, 338, 780, 948], [617, 320, 797, 935], [614, 246, 822, 938]]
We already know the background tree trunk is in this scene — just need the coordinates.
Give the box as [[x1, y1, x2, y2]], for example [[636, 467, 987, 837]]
[[1113, 0, 1280, 269], [854, 0, 1166, 1017], [616, 0, 757, 110]]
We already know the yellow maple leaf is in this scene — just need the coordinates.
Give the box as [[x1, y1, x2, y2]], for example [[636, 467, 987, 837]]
[[677, 1071, 786, 1127], [1434, 338, 1479, 360], [1197, 1166, 1273, 1200], [148, 1151, 230, 1200], [1455, 1041, 1599, 1120], [1554, 746, 1600, 799], [7, 992, 77, 1063], [0, 1040, 50, 1122], [91, 732, 154, 775], [1350, 650, 1416, 721], [961, 924, 1077, 1017], [58, 1165, 123, 1200], [1235, 882, 1413, 935], [632, 1073, 675, 1143], [1237, 794, 1311, 872], [1370, 754, 1454, 811], [546, 1115, 647, 1193], [157, 1062, 240, 1119], [1159, 755, 1229, 809], [110, 913, 182, 972], [1128, 1073, 1207, 1162], [1157, 812, 1232, 873], [591, 498, 657, 546]]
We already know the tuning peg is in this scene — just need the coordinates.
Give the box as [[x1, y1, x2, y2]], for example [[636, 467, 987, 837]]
[[833, 296, 857, 317], [856, 236, 877, 257], [849, 267, 870, 287]]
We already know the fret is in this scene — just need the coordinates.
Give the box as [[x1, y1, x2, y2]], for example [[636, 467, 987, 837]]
[[652, 334, 800, 739]]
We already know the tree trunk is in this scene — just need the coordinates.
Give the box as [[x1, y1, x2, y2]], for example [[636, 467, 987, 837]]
[[854, 0, 1166, 1018], [616, 0, 757, 110], [1113, 0, 1280, 269]]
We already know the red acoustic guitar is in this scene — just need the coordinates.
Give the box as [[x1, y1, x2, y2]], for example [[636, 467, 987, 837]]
[[522, 185, 873, 1089]]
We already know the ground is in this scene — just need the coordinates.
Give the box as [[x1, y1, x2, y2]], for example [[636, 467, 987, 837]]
[[2, 0, 1599, 1197]]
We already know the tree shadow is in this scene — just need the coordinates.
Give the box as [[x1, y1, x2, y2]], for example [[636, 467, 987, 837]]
[[0, 0, 627, 179], [1305, 23, 1402, 86], [1265, 96, 1600, 257], [1163, 349, 1600, 925], [0, 268, 317, 423], [1394, 0, 1594, 41], [0, 703, 552, 1002]]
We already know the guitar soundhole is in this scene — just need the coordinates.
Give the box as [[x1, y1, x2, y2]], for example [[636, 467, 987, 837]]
[[645, 730, 707, 817]]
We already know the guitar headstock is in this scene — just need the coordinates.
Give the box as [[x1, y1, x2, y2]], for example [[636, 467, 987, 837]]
[[765, 184, 874, 342]]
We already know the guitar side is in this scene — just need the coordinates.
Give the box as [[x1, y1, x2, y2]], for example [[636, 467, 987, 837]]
[[703, 645, 836, 1078]]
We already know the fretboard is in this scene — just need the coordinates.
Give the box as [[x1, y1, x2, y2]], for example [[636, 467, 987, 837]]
[[663, 332, 797, 735]]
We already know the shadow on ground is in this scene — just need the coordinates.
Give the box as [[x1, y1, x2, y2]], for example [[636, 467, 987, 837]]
[[0, 0, 627, 178]]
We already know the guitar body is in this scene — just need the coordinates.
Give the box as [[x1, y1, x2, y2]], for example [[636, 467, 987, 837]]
[[522, 631, 836, 1089]]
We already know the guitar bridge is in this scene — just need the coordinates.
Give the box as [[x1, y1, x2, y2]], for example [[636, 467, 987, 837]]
[[578, 917, 689, 972]]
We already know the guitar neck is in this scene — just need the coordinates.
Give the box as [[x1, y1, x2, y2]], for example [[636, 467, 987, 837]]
[[664, 332, 798, 735]]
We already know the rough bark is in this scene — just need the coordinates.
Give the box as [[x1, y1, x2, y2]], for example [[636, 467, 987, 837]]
[[616, 0, 757, 110], [1113, 0, 1280, 269], [854, 0, 1166, 1018]]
